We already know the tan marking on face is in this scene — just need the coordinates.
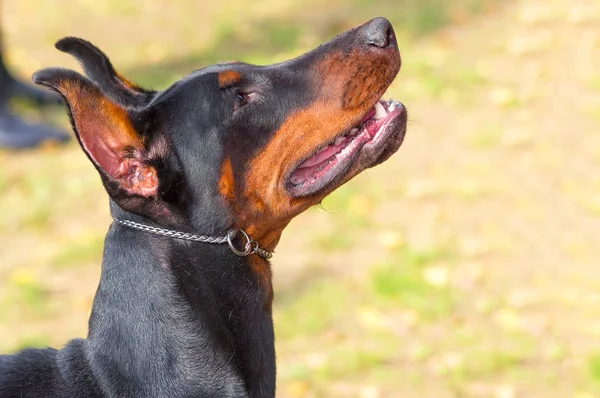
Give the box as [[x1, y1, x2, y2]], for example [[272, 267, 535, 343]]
[[238, 100, 363, 247], [314, 49, 395, 110], [218, 70, 242, 88], [219, 156, 277, 304], [236, 49, 397, 249], [218, 157, 235, 201]]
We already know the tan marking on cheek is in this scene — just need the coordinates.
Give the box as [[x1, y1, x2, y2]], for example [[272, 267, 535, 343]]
[[246, 100, 364, 196], [235, 47, 398, 250], [218, 157, 235, 201], [218, 158, 274, 299], [218, 70, 242, 88], [241, 100, 364, 247]]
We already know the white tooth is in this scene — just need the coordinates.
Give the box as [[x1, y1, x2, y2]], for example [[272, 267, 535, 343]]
[[389, 102, 396, 111], [374, 102, 386, 120], [350, 127, 359, 134], [334, 137, 344, 145]]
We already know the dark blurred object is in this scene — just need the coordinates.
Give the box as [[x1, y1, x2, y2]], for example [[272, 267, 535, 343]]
[[0, 26, 69, 149]]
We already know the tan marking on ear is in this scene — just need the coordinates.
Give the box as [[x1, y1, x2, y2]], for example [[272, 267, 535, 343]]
[[115, 71, 138, 90], [56, 79, 157, 196], [74, 91, 142, 148], [57, 79, 143, 149], [102, 101, 143, 145], [218, 70, 242, 88]]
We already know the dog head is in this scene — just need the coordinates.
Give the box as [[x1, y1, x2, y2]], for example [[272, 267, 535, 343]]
[[34, 17, 407, 251]]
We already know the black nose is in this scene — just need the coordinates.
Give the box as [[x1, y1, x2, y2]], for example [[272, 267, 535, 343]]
[[364, 17, 394, 48]]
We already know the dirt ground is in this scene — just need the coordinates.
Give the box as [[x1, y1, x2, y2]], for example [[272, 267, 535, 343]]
[[1, 0, 599, 397]]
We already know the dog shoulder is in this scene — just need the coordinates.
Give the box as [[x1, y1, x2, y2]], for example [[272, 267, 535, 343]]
[[0, 347, 61, 397]]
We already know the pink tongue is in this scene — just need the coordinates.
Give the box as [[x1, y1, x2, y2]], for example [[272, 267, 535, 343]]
[[298, 140, 346, 169]]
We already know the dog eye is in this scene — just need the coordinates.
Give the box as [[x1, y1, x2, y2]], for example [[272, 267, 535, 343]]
[[235, 92, 255, 109]]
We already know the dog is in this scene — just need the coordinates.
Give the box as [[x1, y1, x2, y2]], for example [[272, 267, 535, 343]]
[[0, 17, 406, 398]]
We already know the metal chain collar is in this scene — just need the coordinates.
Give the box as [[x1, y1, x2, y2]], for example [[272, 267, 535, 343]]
[[113, 218, 273, 259]]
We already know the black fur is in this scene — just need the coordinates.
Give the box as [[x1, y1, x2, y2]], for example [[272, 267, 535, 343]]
[[0, 17, 406, 397], [55, 37, 157, 107]]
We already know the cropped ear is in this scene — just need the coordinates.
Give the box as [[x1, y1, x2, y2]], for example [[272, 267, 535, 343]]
[[33, 68, 158, 198], [55, 37, 156, 107]]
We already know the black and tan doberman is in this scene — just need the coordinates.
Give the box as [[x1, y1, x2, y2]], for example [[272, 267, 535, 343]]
[[0, 17, 407, 398]]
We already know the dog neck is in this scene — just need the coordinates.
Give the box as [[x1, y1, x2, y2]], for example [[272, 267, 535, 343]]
[[84, 202, 276, 397]]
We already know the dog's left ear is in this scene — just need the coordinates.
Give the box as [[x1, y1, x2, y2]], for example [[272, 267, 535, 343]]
[[33, 68, 160, 198], [54, 37, 156, 107]]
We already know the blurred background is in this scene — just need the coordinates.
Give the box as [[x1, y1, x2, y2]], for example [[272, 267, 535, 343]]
[[0, 0, 599, 397]]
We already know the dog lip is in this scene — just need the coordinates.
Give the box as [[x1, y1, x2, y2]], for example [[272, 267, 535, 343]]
[[287, 99, 385, 175], [285, 100, 406, 197], [283, 104, 377, 188]]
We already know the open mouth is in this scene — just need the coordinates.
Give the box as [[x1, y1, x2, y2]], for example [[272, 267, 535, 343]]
[[287, 98, 406, 197]]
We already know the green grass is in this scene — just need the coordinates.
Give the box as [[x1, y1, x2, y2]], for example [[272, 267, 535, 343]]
[[403, 55, 488, 105], [18, 174, 56, 230], [466, 125, 503, 149], [312, 230, 354, 251], [50, 233, 105, 269], [17, 283, 49, 310], [589, 353, 600, 383], [369, 245, 456, 318], [309, 182, 385, 251], [314, 345, 394, 380], [275, 280, 351, 339], [320, 183, 382, 228], [1, 271, 53, 318], [11, 336, 52, 352]]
